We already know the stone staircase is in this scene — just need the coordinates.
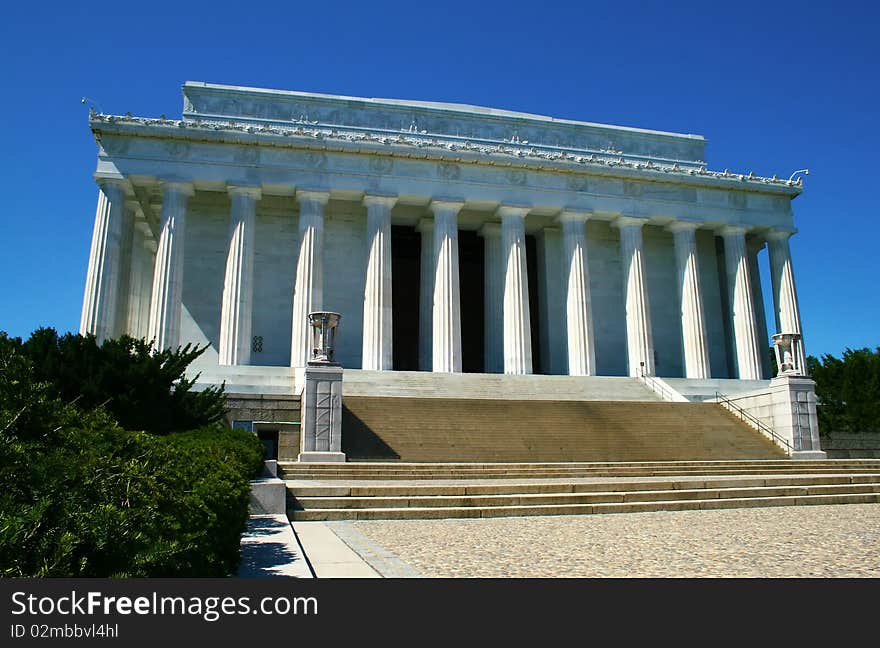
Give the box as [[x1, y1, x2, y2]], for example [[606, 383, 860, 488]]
[[281, 460, 880, 520], [340, 398, 786, 462]]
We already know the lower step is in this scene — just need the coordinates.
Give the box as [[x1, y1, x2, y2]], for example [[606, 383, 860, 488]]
[[289, 492, 880, 520], [292, 482, 880, 510]]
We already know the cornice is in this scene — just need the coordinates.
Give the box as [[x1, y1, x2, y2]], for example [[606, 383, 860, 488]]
[[90, 114, 802, 197]]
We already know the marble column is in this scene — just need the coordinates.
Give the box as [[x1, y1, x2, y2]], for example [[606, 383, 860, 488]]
[[362, 195, 397, 371], [478, 223, 504, 373], [126, 222, 156, 340], [748, 237, 773, 379], [218, 186, 260, 366], [669, 221, 711, 379], [767, 230, 807, 374], [613, 216, 655, 376], [80, 179, 129, 343], [559, 211, 596, 376], [147, 182, 194, 350], [290, 190, 329, 368], [430, 200, 464, 373], [417, 218, 434, 371], [112, 201, 137, 339], [721, 226, 763, 380], [500, 206, 532, 375]]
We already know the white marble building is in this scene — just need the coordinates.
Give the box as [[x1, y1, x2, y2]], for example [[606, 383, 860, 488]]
[[81, 81, 808, 387]]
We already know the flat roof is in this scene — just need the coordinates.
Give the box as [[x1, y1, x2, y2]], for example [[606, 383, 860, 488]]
[[183, 81, 706, 143]]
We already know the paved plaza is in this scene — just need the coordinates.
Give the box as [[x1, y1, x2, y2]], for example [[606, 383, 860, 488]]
[[325, 504, 880, 578]]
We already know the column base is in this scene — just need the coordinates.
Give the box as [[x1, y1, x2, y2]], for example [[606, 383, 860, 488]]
[[790, 450, 828, 461], [298, 452, 347, 463]]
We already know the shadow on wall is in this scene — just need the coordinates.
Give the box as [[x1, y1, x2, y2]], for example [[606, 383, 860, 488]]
[[341, 403, 401, 460]]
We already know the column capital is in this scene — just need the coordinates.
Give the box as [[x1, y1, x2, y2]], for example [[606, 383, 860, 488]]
[[557, 209, 591, 224], [430, 199, 465, 216], [96, 177, 132, 196], [296, 189, 330, 205], [497, 205, 530, 220], [363, 194, 398, 210], [161, 181, 195, 197], [765, 228, 797, 242], [478, 222, 502, 238], [228, 185, 262, 200], [416, 217, 434, 233], [719, 224, 750, 237], [667, 219, 701, 233], [612, 215, 648, 230]]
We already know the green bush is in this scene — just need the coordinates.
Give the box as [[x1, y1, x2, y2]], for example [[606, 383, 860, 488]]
[[21, 327, 226, 435], [0, 331, 264, 577]]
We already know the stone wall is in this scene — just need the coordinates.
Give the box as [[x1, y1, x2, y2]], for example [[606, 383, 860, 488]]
[[820, 433, 880, 459], [224, 392, 302, 462]]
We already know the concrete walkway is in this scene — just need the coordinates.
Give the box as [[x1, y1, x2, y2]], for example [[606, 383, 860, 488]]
[[237, 514, 313, 578], [291, 522, 380, 578]]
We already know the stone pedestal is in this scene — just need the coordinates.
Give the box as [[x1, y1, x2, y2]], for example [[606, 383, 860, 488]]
[[298, 364, 345, 463], [768, 375, 826, 459]]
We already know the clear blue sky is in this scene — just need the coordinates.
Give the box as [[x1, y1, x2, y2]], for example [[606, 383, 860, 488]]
[[1, 1, 877, 359]]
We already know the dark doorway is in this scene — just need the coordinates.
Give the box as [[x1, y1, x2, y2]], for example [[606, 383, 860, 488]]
[[391, 225, 420, 370], [458, 230, 485, 373], [257, 429, 279, 461], [526, 234, 543, 374]]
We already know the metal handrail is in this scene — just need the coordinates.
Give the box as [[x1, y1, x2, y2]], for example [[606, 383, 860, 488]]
[[636, 367, 676, 402], [715, 391, 792, 453]]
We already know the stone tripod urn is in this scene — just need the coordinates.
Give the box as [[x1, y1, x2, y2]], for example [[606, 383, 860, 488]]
[[772, 332, 804, 377], [299, 312, 346, 463], [308, 311, 341, 365]]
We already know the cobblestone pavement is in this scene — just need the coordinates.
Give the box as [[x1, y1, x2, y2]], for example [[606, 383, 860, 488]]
[[348, 504, 880, 577]]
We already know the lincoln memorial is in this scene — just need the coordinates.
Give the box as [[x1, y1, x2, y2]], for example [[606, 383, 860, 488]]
[[80, 81, 823, 462]]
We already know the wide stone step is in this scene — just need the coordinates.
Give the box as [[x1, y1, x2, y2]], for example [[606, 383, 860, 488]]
[[341, 371, 659, 401], [289, 491, 880, 521], [281, 464, 880, 481], [291, 481, 880, 510], [286, 473, 880, 498], [280, 462, 880, 475]]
